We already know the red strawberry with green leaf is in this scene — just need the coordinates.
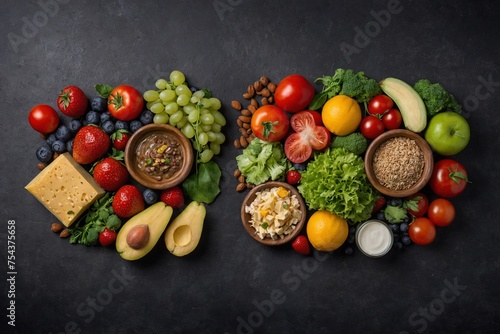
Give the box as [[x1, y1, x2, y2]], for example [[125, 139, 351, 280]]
[[72, 125, 111, 164], [111, 130, 131, 151], [160, 187, 184, 208], [93, 157, 129, 191], [112, 185, 145, 218]]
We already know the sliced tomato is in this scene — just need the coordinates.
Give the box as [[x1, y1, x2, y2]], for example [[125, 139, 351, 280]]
[[284, 112, 331, 163]]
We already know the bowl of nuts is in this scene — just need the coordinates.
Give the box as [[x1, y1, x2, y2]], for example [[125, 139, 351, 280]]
[[241, 181, 306, 246], [364, 129, 434, 198], [124, 124, 194, 190]]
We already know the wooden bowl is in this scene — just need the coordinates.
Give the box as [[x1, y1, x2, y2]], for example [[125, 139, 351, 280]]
[[241, 181, 306, 246], [364, 129, 433, 198], [124, 124, 194, 190]]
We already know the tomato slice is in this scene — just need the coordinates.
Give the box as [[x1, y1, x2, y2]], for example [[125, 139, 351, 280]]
[[309, 126, 331, 150], [284, 132, 313, 164]]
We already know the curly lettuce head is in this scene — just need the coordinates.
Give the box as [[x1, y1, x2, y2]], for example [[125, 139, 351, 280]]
[[297, 148, 377, 223]]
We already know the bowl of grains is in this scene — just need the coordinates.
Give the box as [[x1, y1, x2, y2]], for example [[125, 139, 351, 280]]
[[241, 181, 306, 246], [124, 124, 194, 190], [364, 129, 434, 198]]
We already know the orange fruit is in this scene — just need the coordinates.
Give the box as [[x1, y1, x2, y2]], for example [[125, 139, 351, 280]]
[[321, 95, 362, 136], [306, 210, 349, 251]]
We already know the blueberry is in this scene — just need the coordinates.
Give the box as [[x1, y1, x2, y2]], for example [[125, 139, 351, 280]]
[[66, 139, 74, 154], [347, 234, 355, 244], [190, 86, 199, 93], [100, 111, 112, 124], [393, 234, 401, 242], [101, 120, 115, 134], [344, 246, 354, 255], [393, 241, 404, 250], [86, 111, 100, 125], [388, 198, 403, 207], [349, 226, 356, 234], [402, 215, 411, 224], [375, 211, 386, 222], [293, 163, 307, 171], [130, 120, 143, 133], [401, 235, 412, 246], [68, 119, 82, 133], [82, 119, 89, 126], [52, 140, 67, 153], [143, 189, 158, 206], [91, 97, 107, 112], [139, 110, 154, 125], [46, 133, 57, 146], [114, 120, 129, 131], [389, 224, 399, 233], [36, 145, 53, 162], [399, 222, 409, 233], [55, 125, 72, 141]]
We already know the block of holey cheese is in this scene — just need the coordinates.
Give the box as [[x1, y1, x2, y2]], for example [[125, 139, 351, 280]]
[[25, 153, 105, 226]]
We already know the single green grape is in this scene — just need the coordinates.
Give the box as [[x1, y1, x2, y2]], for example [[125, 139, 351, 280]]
[[206, 131, 217, 142], [198, 132, 209, 146], [170, 110, 184, 124], [150, 103, 165, 114], [200, 124, 212, 132], [146, 99, 161, 110], [170, 70, 185, 86], [187, 110, 200, 123], [183, 104, 196, 115], [176, 117, 188, 128], [153, 112, 169, 124], [190, 96, 201, 104], [193, 90, 205, 99], [209, 97, 222, 110], [160, 89, 176, 102], [155, 79, 169, 90], [199, 149, 214, 163], [143, 90, 159, 102], [214, 132, 225, 145], [181, 124, 195, 138], [201, 98, 212, 108], [210, 142, 221, 155], [177, 94, 190, 107], [212, 110, 226, 126], [200, 113, 215, 125], [164, 102, 179, 115], [175, 85, 192, 97]]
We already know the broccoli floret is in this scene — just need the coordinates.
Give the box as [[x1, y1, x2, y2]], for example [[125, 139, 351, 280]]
[[330, 132, 368, 155], [339, 69, 382, 104], [413, 79, 462, 117]]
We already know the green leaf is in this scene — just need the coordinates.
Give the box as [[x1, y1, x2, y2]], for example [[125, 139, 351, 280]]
[[201, 88, 212, 99], [85, 227, 100, 246], [182, 161, 221, 204], [384, 205, 408, 223], [309, 92, 328, 110], [106, 214, 122, 231], [95, 84, 113, 99], [403, 197, 421, 212]]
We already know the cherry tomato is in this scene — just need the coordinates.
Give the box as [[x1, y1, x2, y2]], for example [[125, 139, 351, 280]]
[[250, 105, 290, 142], [108, 85, 144, 121], [57, 86, 88, 118], [286, 170, 301, 185], [429, 159, 468, 198], [409, 217, 436, 245], [382, 108, 403, 130], [368, 95, 394, 116], [405, 192, 429, 217], [28, 104, 60, 134], [360, 115, 385, 139], [284, 111, 331, 163], [274, 74, 315, 113], [428, 198, 455, 227]]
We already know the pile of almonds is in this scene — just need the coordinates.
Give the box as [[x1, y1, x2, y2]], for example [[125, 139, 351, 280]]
[[51, 222, 70, 238], [231, 75, 277, 192]]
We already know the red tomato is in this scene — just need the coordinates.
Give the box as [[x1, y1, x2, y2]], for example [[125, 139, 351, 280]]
[[368, 95, 394, 116], [429, 159, 468, 198], [28, 104, 60, 134], [360, 115, 385, 139], [57, 86, 88, 118], [108, 85, 144, 121], [284, 111, 331, 163], [428, 198, 455, 227], [382, 108, 403, 130], [405, 192, 429, 217], [274, 74, 315, 113], [301, 110, 323, 126], [250, 105, 290, 142], [409, 217, 436, 245]]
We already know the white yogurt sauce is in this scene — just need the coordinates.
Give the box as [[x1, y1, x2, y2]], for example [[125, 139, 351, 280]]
[[356, 220, 393, 257]]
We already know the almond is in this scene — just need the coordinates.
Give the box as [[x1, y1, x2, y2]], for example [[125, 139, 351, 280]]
[[243, 92, 252, 99], [241, 109, 252, 117], [59, 229, 70, 238], [231, 100, 242, 111], [254, 80, 263, 92], [261, 97, 269, 105], [267, 96, 274, 104], [238, 175, 246, 183], [126, 224, 150, 250], [234, 169, 242, 178], [247, 105, 256, 113], [260, 76, 270, 86], [242, 122, 251, 129], [247, 85, 255, 97], [236, 183, 246, 192], [250, 98, 259, 108], [51, 223, 64, 233], [239, 128, 249, 137], [260, 88, 271, 98], [38, 163, 46, 171], [238, 115, 252, 123], [234, 139, 242, 149], [267, 82, 277, 93], [237, 118, 243, 127], [240, 136, 248, 148]]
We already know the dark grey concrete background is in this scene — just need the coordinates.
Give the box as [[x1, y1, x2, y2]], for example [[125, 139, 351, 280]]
[[1, 0, 499, 333]]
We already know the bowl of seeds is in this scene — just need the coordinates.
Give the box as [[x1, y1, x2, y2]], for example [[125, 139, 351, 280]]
[[364, 129, 434, 198]]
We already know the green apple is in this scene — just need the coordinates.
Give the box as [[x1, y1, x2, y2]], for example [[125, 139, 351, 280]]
[[425, 112, 470, 155]]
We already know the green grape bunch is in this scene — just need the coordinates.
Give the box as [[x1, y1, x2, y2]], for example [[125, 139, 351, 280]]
[[143, 70, 226, 163]]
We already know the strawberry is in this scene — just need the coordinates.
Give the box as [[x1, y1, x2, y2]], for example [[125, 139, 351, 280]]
[[112, 185, 145, 218], [99, 228, 117, 247], [292, 235, 311, 255], [372, 196, 387, 214], [93, 157, 129, 191], [160, 186, 184, 208], [72, 125, 111, 164], [57, 85, 88, 117], [286, 170, 301, 185], [111, 130, 131, 151]]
